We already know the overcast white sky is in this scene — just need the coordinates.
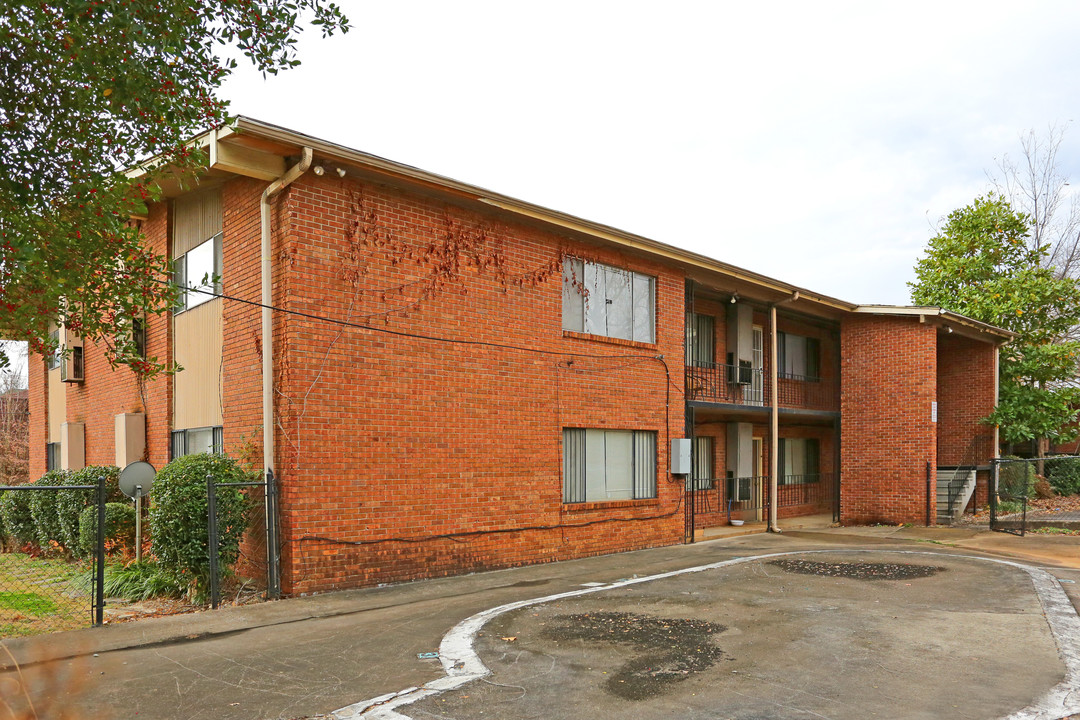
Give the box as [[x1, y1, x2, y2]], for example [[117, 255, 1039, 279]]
[[8, 1, 1080, 382], [219, 0, 1080, 306]]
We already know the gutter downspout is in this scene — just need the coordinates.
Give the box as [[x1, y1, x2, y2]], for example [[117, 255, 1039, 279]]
[[260, 146, 313, 596], [769, 291, 799, 532]]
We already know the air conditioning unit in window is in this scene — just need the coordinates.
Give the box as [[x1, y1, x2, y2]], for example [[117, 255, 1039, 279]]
[[60, 346, 84, 383], [726, 355, 753, 385]]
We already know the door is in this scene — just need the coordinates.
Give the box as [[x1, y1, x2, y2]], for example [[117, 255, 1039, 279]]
[[746, 326, 764, 405]]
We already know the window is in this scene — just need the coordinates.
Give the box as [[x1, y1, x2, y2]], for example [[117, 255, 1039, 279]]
[[691, 435, 714, 490], [685, 313, 714, 368], [778, 332, 820, 380], [171, 426, 224, 459], [174, 232, 223, 311], [562, 258, 655, 343], [46, 442, 60, 471], [563, 428, 656, 503], [779, 438, 820, 485], [47, 328, 60, 370]]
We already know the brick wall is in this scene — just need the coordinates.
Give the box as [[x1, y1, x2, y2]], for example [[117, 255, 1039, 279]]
[[272, 174, 686, 594], [936, 334, 996, 467], [840, 315, 937, 525], [27, 352, 47, 480]]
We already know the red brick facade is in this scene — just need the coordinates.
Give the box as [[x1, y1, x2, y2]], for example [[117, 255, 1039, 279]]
[[840, 316, 938, 525], [25, 122, 1007, 594]]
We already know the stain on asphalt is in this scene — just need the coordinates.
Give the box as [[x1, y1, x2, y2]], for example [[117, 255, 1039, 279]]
[[540, 611, 726, 700], [768, 558, 945, 581]]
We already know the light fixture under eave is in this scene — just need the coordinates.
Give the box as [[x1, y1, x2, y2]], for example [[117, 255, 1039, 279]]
[[313, 165, 325, 176], [336, 168, 346, 177], [946, 326, 954, 333], [730, 292, 739, 304]]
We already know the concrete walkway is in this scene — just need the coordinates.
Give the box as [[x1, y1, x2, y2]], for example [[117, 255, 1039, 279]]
[[2, 526, 1078, 720]]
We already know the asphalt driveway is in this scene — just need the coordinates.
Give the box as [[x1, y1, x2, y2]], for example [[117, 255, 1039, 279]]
[[3, 527, 1079, 720]]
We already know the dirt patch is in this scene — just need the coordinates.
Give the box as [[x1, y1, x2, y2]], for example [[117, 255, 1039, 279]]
[[768, 559, 945, 581], [540, 611, 726, 700]]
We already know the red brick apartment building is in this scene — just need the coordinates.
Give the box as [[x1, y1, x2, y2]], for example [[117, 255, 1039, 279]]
[[28, 118, 1011, 595]]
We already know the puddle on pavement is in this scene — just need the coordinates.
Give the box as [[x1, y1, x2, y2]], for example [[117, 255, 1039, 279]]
[[541, 611, 727, 700], [768, 558, 945, 581]]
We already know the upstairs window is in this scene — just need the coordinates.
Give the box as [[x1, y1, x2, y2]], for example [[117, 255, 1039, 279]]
[[174, 232, 223, 311], [685, 313, 714, 368], [563, 428, 657, 503], [563, 258, 655, 343], [778, 332, 820, 381]]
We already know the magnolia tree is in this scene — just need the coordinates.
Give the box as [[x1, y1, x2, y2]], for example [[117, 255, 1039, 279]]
[[910, 194, 1080, 450], [0, 1, 349, 376]]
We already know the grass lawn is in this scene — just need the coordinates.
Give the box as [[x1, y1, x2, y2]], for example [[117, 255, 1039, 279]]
[[0, 553, 90, 637]]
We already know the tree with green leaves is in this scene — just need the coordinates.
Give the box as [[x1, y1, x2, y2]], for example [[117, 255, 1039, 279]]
[[0, 1, 349, 375], [910, 193, 1080, 450]]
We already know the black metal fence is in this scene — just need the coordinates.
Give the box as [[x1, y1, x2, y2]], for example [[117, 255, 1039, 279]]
[[990, 455, 1080, 536], [0, 480, 105, 637], [206, 470, 280, 609]]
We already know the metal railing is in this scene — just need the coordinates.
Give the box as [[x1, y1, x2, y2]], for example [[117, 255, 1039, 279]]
[[776, 373, 838, 411], [685, 364, 837, 411], [685, 363, 767, 406]]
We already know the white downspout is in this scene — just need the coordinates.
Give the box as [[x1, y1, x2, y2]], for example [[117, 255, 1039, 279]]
[[260, 147, 312, 503]]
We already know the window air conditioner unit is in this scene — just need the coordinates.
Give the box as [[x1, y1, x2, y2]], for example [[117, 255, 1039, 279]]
[[61, 346, 84, 383], [726, 354, 753, 385]]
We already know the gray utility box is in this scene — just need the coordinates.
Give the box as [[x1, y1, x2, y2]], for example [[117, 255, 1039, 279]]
[[671, 438, 692, 475]]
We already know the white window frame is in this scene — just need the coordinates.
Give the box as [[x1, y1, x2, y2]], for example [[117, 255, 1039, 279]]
[[171, 425, 224, 459], [174, 232, 223, 312], [562, 258, 655, 343], [563, 428, 657, 503]]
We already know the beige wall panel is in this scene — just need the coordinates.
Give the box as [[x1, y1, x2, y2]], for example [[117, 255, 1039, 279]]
[[173, 188, 223, 257], [60, 422, 84, 471], [173, 299, 224, 429], [115, 413, 146, 467], [48, 367, 65, 441]]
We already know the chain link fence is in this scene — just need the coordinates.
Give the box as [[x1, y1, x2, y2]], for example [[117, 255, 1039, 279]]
[[0, 482, 105, 637], [990, 455, 1080, 536]]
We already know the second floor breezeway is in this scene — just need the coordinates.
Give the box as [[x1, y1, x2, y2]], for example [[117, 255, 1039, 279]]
[[684, 283, 840, 414]]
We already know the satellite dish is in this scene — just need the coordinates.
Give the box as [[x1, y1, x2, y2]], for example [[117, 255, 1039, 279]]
[[119, 461, 156, 499]]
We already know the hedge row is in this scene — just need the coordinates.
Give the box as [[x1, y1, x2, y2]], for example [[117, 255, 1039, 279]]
[[0, 454, 254, 596]]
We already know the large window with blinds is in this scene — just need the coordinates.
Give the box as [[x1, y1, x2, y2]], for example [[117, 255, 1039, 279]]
[[685, 313, 714, 367], [779, 437, 820, 485], [778, 332, 821, 381], [563, 428, 657, 503], [691, 435, 714, 490], [562, 258, 655, 343]]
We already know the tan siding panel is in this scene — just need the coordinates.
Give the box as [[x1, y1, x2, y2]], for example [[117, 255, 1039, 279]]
[[173, 299, 224, 429], [47, 368, 65, 441], [173, 188, 223, 257]]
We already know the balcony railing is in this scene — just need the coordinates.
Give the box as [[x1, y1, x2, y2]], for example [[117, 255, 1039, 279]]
[[777, 372, 837, 411], [688, 473, 836, 516], [685, 363, 837, 411], [684, 362, 766, 406]]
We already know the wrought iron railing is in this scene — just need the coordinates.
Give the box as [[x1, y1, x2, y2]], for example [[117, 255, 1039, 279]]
[[776, 372, 837, 411], [684, 362, 767, 406], [685, 364, 837, 411], [776, 472, 834, 508], [688, 472, 837, 521]]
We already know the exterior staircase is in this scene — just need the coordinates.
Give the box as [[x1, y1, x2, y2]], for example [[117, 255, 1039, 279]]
[[936, 467, 977, 525]]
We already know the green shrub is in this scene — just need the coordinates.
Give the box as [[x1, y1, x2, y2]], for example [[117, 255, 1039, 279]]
[[0, 487, 36, 545], [148, 454, 252, 590], [60, 466, 122, 556], [78, 503, 136, 557], [996, 499, 1023, 515], [1045, 457, 1080, 496], [99, 561, 186, 601], [28, 470, 73, 548], [998, 458, 1035, 498]]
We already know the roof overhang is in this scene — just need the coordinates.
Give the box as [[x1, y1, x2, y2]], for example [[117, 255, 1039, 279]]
[[854, 306, 1016, 343]]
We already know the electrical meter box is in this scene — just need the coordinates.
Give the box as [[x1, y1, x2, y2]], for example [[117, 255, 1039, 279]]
[[671, 438, 692, 475]]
